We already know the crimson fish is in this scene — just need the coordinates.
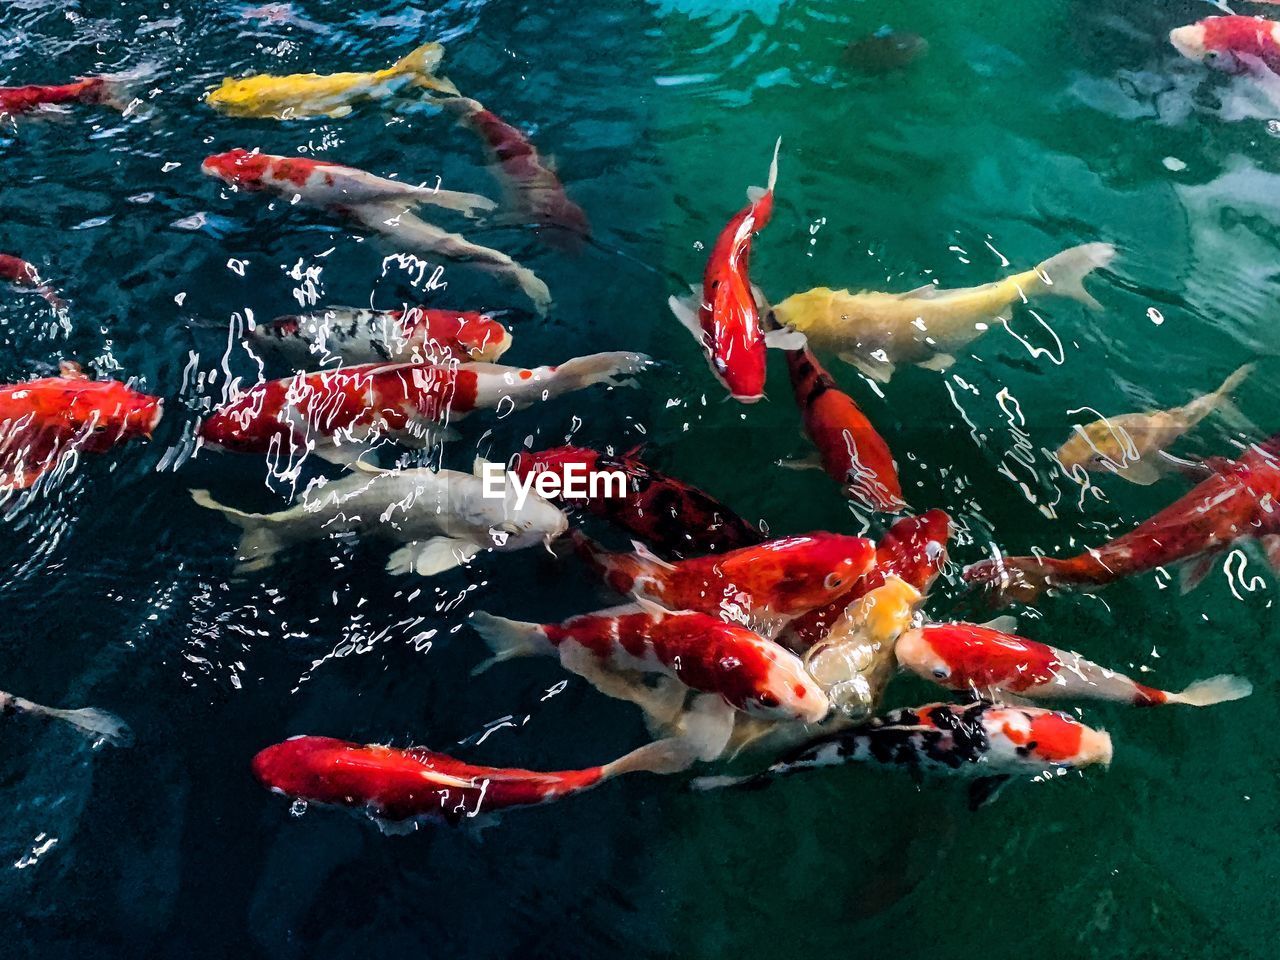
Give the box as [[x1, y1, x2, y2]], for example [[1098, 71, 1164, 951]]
[[896, 622, 1252, 707], [571, 530, 876, 637], [252, 733, 696, 826], [668, 138, 802, 402], [471, 604, 830, 724], [1170, 16, 1280, 75], [0, 361, 162, 491], [965, 434, 1280, 602], [449, 96, 591, 248], [779, 509, 951, 653], [198, 353, 649, 463], [0, 253, 65, 310], [248, 305, 513, 367], [0, 77, 120, 116], [510, 444, 762, 558], [201, 149, 551, 312], [782, 345, 904, 512], [700, 701, 1113, 810]]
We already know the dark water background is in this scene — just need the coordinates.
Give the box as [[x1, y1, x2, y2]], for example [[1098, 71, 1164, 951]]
[[1, 1, 1276, 956]]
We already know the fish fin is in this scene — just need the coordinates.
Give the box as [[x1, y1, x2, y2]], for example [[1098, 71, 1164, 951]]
[[978, 615, 1019, 634], [30, 702, 134, 748], [191, 489, 288, 571], [1208, 397, 1258, 435], [1114, 459, 1162, 486], [1213, 362, 1255, 401], [839, 350, 894, 383], [745, 136, 781, 203], [630, 539, 678, 571], [763, 326, 807, 350], [468, 611, 550, 674], [1178, 555, 1216, 594], [327, 105, 353, 119], [780, 453, 823, 472], [1035, 242, 1116, 309], [689, 772, 758, 791], [667, 292, 706, 344], [472, 455, 495, 478], [386, 537, 481, 577], [1261, 534, 1280, 574], [1167, 674, 1253, 707], [407, 188, 497, 219], [58, 360, 88, 380], [601, 733, 700, 779], [967, 775, 1011, 811], [350, 457, 390, 476], [393, 41, 461, 96], [556, 352, 653, 391], [631, 595, 674, 618], [1157, 450, 1215, 480], [890, 282, 943, 300], [917, 352, 956, 373], [677, 694, 737, 762]]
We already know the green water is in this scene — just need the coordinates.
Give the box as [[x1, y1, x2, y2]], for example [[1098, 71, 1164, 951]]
[[2, 0, 1276, 956]]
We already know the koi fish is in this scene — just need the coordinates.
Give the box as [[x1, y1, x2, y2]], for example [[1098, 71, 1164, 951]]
[[571, 530, 877, 638], [252, 733, 698, 827], [471, 603, 829, 724], [0, 361, 162, 491], [780, 345, 904, 511], [449, 96, 591, 247], [1170, 16, 1280, 76], [779, 509, 951, 653], [668, 138, 803, 402], [198, 352, 649, 463], [248, 305, 513, 367], [1055, 363, 1253, 485], [202, 149, 551, 312], [0, 77, 121, 116], [0, 253, 65, 310], [701, 701, 1113, 810], [965, 434, 1280, 602], [205, 41, 459, 119], [896, 622, 1252, 708], [771, 243, 1115, 382], [1, 689, 132, 747], [510, 444, 763, 559], [193, 460, 565, 575]]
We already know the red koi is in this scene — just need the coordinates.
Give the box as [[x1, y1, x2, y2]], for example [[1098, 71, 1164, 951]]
[[1170, 16, 1280, 75], [0, 78, 111, 115]]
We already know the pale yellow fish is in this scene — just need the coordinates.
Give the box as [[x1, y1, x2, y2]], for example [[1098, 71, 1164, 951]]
[[1056, 362, 1255, 486], [205, 41, 459, 119], [771, 242, 1116, 382]]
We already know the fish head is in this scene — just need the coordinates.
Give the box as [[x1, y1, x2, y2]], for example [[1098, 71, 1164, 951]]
[[893, 626, 957, 687], [983, 707, 1113, 769], [454, 312, 514, 362], [202, 148, 271, 189], [487, 495, 569, 550], [252, 735, 351, 799], [205, 78, 256, 115], [876, 510, 952, 592], [732, 641, 831, 724], [1171, 17, 1280, 74], [58, 380, 163, 450], [766, 533, 877, 612]]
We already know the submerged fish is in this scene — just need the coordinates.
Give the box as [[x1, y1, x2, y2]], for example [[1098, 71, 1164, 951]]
[[510, 444, 763, 559], [471, 604, 829, 725], [771, 243, 1115, 382], [198, 352, 648, 463], [1, 689, 133, 747], [1170, 16, 1280, 76], [0, 252, 65, 310], [781, 344, 904, 511], [0, 77, 124, 116], [571, 530, 876, 638], [252, 733, 697, 827], [702, 701, 1113, 810], [202, 148, 551, 312], [669, 139, 803, 402], [248, 305, 514, 367], [843, 27, 929, 75], [449, 96, 591, 247], [192, 460, 567, 576], [205, 41, 459, 119], [1055, 363, 1253, 485], [896, 622, 1252, 708], [0, 361, 162, 491], [965, 433, 1280, 602]]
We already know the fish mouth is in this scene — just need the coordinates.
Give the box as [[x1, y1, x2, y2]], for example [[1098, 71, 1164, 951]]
[[1168, 26, 1204, 61], [146, 401, 164, 437]]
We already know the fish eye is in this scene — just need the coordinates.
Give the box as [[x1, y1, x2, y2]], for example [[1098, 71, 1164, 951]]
[[757, 692, 779, 709], [823, 572, 845, 591], [932, 665, 951, 680]]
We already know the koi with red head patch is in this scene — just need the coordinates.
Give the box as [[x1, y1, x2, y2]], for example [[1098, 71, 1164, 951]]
[[0, 361, 162, 490], [965, 435, 1280, 603], [669, 138, 800, 402], [249, 305, 513, 367], [783, 345, 904, 512], [471, 605, 829, 723], [1171, 16, 1280, 75], [0, 253, 65, 310], [252, 733, 697, 827], [198, 352, 650, 461], [571, 530, 876, 637], [449, 97, 591, 249], [780, 509, 951, 652], [510, 444, 762, 559], [0, 77, 110, 115], [897, 622, 1252, 708], [707, 701, 1112, 809]]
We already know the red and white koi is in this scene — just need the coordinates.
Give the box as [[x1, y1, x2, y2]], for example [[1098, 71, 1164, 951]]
[[668, 138, 802, 402], [1171, 15, 1280, 76], [0, 253, 65, 310], [896, 622, 1252, 708], [471, 604, 830, 723], [965, 434, 1280, 602], [252, 733, 697, 826]]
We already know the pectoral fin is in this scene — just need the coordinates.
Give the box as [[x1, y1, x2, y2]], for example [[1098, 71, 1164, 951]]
[[764, 327, 807, 350], [978, 615, 1018, 634], [967, 775, 1011, 811], [1178, 555, 1216, 594], [1113, 459, 1162, 486], [917, 352, 957, 373], [386, 537, 482, 577], [668, 292, 706, 344], [1259, 535, 1280, 574], [839, 351, 894, 383], [780, 453, 824, 472]]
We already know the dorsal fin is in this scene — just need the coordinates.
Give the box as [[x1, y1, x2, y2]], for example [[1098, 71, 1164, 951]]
[[58, 360, 88, 380]]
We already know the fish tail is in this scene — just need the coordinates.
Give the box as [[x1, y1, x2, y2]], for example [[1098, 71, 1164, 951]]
[[392, 41, 460, 96], [1033, 242, 1116, 309], [499, 263, 552, 316], [1163, 674, 1253, 707], [746, 136, 782, 204], [468, 611, 552, 674], [1197, 362, 1257, 431], [191, 489, 287, 573], [417, 188, 497, 219], [19, 699, 134, 748], [554, 351, 653, 392], [601, 735, 701, 779], [963, 555, 1062, 604]]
